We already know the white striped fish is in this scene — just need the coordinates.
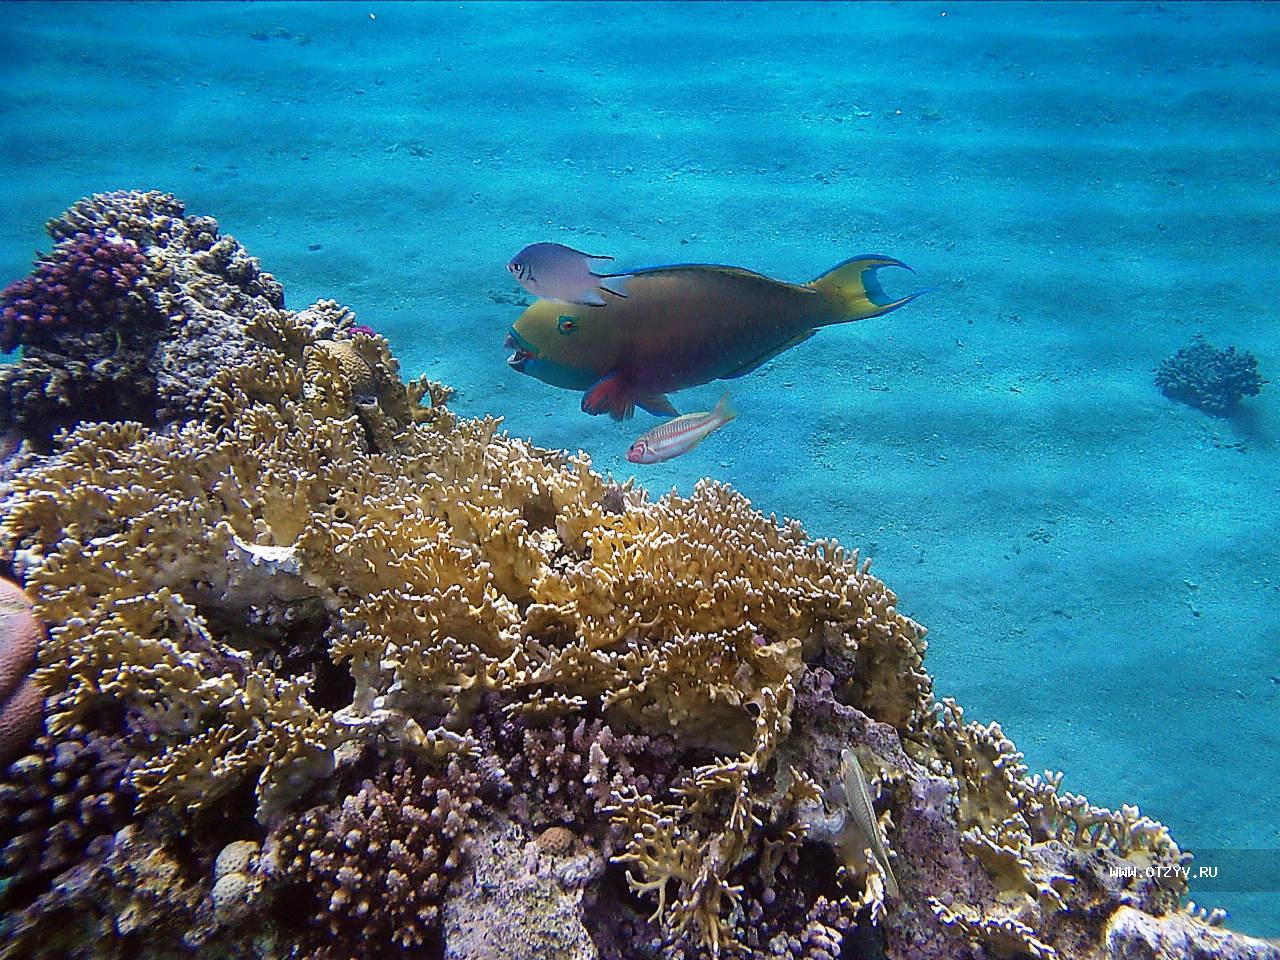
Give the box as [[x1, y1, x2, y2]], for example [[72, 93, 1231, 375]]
[[626, 392, 737, 464], [840, 747, 900, 899]]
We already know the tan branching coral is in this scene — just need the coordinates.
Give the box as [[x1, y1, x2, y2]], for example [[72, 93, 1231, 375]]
[[907, 698, 1189, 959], [608, 758, 825, 956], [931, 897, 1059, 959]]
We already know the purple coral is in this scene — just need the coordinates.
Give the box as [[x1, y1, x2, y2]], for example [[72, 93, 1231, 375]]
[[0, 577, 43, 764], [0, 232, 151, 353], [471, 699, 677, 832], [267, 756, 481, 959], [0, 726, 137, 912]]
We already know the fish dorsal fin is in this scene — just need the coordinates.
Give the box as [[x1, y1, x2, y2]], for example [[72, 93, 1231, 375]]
[[623, 263, 818, 296], [722, 329, 817, 380], [559, 244, 614, 261], [594, 275, 631, 299]]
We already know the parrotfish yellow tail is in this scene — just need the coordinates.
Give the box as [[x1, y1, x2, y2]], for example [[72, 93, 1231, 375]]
[[808, 254, 921, 326]]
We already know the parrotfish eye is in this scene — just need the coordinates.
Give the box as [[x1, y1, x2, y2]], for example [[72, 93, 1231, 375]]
[[557, 315, 577, 334]]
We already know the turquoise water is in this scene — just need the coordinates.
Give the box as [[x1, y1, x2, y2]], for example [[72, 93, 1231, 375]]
[[2, 0, 1277, 937]]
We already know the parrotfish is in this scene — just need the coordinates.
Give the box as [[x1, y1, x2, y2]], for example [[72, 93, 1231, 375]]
[[504, 254, 919, 419], [627, 392, 737, 464], [506, 242, 631, 307]]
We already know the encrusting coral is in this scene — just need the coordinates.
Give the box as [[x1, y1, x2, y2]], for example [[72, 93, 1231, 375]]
[[0, 191, 1274, 960]]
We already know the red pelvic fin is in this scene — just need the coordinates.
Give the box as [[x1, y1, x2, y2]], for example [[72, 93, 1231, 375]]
[[581, 372, 636, 420]]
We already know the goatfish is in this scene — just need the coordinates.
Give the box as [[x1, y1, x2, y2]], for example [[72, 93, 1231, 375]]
[[507, 242, 631, 307], [504, 254, 919, 419], [627, 392, 736, 464]]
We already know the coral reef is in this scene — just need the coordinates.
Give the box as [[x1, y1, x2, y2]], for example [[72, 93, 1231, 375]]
[[0, 577, 43, 762], [1156, 335, 1266, 415], [0, 189, 291, 446], [0, 192, 1275, 960]]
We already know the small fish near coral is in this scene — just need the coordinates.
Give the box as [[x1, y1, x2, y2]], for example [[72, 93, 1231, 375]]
[[506, 241, 631, 307], [505, 253, 921, 420], [839, 747, 900, 900], [627, 392, 737, 464]]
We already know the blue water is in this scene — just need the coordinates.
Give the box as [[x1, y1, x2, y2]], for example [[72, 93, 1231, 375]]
[[2, 0, 1278, 937]]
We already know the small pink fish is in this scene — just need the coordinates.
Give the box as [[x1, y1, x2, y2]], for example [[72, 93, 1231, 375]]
[[626, 393, 737, 464], [507, 242, 630, 307]]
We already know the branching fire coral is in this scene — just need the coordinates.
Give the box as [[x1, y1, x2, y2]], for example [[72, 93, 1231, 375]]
[[0, 192, 1272, 960]]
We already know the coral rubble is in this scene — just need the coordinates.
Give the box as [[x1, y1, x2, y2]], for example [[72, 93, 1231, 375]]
[[0, 192, 1275, 960], [1156, 334, 1266, 416]]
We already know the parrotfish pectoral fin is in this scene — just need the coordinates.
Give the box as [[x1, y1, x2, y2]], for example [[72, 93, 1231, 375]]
[[582, 371, 636, 420], [594, 274, 631, 299], [722, 329, 817, 379], [810, 254, 921, 326], [574, 291, 608, 307], [637, 393, 678, 417]]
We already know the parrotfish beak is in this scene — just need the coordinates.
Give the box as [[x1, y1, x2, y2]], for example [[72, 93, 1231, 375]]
[[505, 330, 534, 372]]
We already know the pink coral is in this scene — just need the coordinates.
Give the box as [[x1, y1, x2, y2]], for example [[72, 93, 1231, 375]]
[[0, 577, 43, 763], [0, 232, 150, 353]]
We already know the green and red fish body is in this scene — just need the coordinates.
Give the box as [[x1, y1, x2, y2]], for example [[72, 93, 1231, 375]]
[[627, 392, 737, 464], [504, 254, 919, 419]]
